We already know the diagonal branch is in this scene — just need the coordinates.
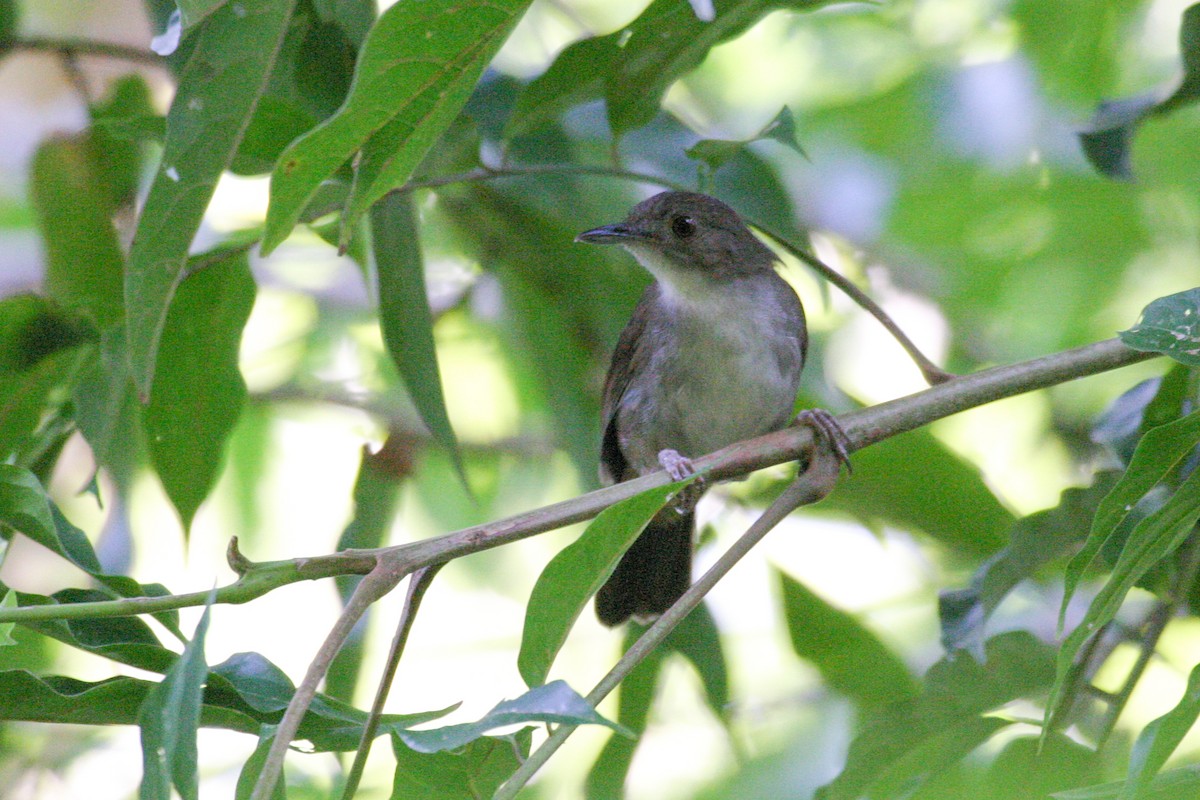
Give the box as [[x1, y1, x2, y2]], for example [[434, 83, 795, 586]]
[[0, 338, 1158, 627]]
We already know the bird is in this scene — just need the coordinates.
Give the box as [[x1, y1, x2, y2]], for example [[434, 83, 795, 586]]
[[577, 190, 844, 626]]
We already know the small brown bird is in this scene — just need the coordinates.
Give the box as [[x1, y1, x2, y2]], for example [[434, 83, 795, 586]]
[[578, 191, 837, 626]]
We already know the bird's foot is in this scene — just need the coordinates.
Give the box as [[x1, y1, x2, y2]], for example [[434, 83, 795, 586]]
[[794, 409, 853, 473], [658, 448, 704, 514]]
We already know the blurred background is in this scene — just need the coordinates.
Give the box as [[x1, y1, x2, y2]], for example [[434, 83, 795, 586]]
[[0, 0, 1197, 797]]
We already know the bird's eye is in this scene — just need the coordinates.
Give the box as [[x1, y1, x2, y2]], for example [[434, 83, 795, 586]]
[[670, 215, 696, 238]]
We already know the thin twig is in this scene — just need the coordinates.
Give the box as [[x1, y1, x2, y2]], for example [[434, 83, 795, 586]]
[[494, 432, 845, 799], [340, 565, 444, 800], [14, 36, 165, 67]]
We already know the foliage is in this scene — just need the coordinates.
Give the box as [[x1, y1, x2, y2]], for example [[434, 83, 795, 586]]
[[0, 0, 1199, 798]]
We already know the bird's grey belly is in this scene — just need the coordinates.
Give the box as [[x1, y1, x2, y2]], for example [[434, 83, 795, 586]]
[[618, 334, 800, 474]]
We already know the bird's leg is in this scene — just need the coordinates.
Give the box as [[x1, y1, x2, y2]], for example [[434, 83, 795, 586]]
[[657, 448, 705, 514], [794, 409, 853, 473]]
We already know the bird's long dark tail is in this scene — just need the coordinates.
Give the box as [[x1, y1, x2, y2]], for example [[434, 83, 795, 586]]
[[595, 507, 693, 627]]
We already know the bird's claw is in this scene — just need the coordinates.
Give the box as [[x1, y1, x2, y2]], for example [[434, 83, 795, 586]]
[[795, 409, 853, 473], [658, 448, 704, 514]]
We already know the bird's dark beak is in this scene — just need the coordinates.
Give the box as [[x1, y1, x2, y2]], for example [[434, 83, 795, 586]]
[[575, 223, 642, 244]]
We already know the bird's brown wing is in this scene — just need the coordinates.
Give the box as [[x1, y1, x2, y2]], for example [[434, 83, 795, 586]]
[[599, 283, 661, 485]]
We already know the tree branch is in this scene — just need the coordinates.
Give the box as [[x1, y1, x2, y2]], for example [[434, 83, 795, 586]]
[[0, 338, 1158, 626]]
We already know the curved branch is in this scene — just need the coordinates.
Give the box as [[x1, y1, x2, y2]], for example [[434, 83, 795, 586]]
[[14, 36, 165, 67]]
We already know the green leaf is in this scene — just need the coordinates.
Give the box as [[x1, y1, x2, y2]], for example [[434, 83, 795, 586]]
[[0, 0, 17, 52], [664, 602, 729, 717], [686, 107, 805, 171], [1122, 661, 1200, 800], [0, 669, 254, 731], [178, 0, 226, 30], [262, 0, 532, 253], [1120, 288, 1200, 366], [940, 473, 1121, 656], [7, 587, 179, 674], [137, 594, 214, 800], [235, 729, 286, 800], [824, 427, 1013, 556], [0, 297, 93, 464], [125, 0, 295, 398], [0, 466, 101, 574], [143, 253, 255, 531], [391, 728, 531, 800], [0, 591, 16, 646], [1050, 413, 1200, 731], [1055, 766, 1200, 799], [397, 680, 628, 753], [31, 135, 126, 328], [1061, 411, 1200, 619], [518, 478, 693, 688], [817, 631, 1056, 800], [328, 439, 409, 703], [504, 34, 618, 138], [370, 192, 464, 480], [1079, 4, 1200, 178], [778, 569, 917, 710]]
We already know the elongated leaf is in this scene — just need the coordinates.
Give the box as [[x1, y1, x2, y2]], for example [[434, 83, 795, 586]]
[[0, 0, 16, 53], [398, 680, 628, 753], [778, 569, 917, 710], [518, 478, 693, 688], [0, 465, 101, 574], [825, 427, 1013, 556], [1061, 411, 1200, 619], [370, 192, 463, 478], [391, 728, 531, 800], [0, 297, 93, 464], [235, 730, 286, 800], [125, 0, 295, 397], [138, 596, 213, 800], [1079, 4, 1200, 178], [31, 135, 125, 328], [1122, 661, 1200, 800], [817, 632, 1056, 800], [144, 253, 255, 531], [262, 0, 532, 253], [0, 669, 255, 731], [940, 473, 1121, 656], [1055, 766, 1200, 799], [1120, 288, 1200, 366], [1050, 421, 1200, 733]]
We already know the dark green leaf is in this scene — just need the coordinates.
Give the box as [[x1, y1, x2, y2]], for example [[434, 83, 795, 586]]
[[143, 253, 255, 530], [825, 427, 1013, 556], [262, 0, 532, 252], [397, 680, 628, 753], [1061, 410, 1200, 617], [778, 569, 917, 710], [980, 734, 1103, 800], [1122, 661, 1200, 800], [1051, 413, 1200, 731], [0, 466, 101, 574], [940, 473, 1121, 656], [391, 728, 531, 800], [89, 74, 158, 210], [31, 135, 126, 328], [1054, 766, 1200, 799], [125, 0, 295, 398], [0, 0, 16, 51], [0, 669, 253, 731], [235, 729, 286, 800], [818, 632, 1056, 800], [686, 107, 805, 171], [178, 0, 226, 30], [1078, 4, 1200, 178], [518, 479, 693, 688], [504, 34, 618, 138], [1120, 288, 1200, 366], [370, 192, 464, 480], [137, 596, 213, 800], [328, 439, 409, 703], [0, 297, 93, 464], [72, 325, 145, 488]]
